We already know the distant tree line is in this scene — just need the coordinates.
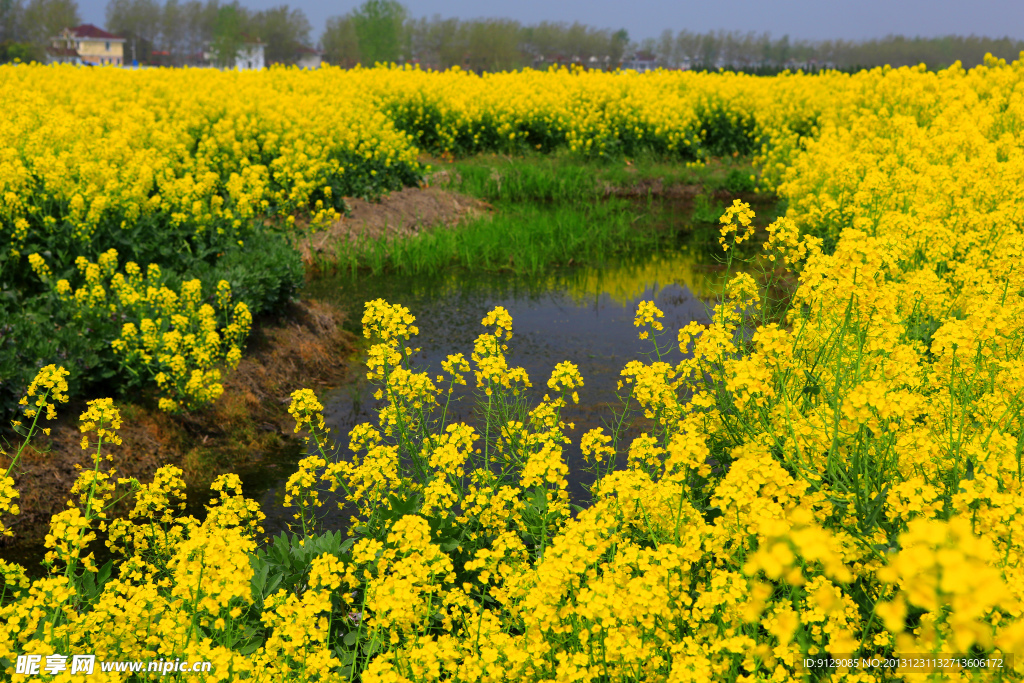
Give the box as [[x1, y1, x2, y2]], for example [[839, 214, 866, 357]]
[[320, 1, 631, 71], [641, 29, 1024, 71], [103, 0, 312, 66], [323, 3, 1024, 72], [1, 0, 79, 62], [1, 0, 1022, 71]]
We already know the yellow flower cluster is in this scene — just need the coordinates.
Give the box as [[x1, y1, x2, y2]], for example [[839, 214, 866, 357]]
[[2, 386, 264, 680], [33, 249, 252, 412], [717, 197, 756, 251], [633, 299, 665, 341], [360, 64, 777, 157], [18, 363, 69, 421], [1, 62, 855, 272]]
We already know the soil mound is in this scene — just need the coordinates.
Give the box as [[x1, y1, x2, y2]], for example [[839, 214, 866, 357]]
[[299, 185, 491, 262]]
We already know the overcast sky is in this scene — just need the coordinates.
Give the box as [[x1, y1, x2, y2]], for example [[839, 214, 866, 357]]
[[77, 0, 1024, 45]]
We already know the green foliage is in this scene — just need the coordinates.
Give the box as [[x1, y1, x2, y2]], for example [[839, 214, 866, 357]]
[[0, 40, 42, 63], [73, 559, 114, 606], [350, 0, 407, 64], [695, 103, 759, 157], [250, 530, 354, 608], [210, 2, 246, 68], [331, 151, 422, 201], [451, 159, 598, 203], [0, 293, 108, 414], [723, 168, 757, 193], [383, 98, 703, 160], [331, 152, 771, 279], [0, 227, 302, 418], [187, 231, 304, 317], [444, 152, 738, 197]]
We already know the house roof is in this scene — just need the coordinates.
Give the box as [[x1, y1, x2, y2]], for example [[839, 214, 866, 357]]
[[67, 24, 125, 41], [47, 46, 80, 57]]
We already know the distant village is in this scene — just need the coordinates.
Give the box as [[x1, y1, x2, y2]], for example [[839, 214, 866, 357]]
[[37, 22, 822, 74], [43, 22, 683, 73], [46, 23, 321, 70]]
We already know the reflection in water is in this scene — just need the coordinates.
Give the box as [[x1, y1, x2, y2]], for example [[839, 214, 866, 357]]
[[512, 248, 736, 305]]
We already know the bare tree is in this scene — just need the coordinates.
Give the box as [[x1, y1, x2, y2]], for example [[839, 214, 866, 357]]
[[22, 0, 78, 44], [249, 4, 310, 65], [321, 13, 359, 67], [106, 0, 160, 63], [159, 0, 183, 63], [0, 0, 23, 43]]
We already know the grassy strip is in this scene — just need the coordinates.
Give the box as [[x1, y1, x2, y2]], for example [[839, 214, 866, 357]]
[[444, 156, 600, 203], [332, 153, 767, 278], [436, 151, 759, 201], [336, 199, 666, 277]]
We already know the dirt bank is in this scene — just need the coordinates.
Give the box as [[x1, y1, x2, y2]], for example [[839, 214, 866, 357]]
[[1, 300, 354, 548], [298, 184, 492, 264]]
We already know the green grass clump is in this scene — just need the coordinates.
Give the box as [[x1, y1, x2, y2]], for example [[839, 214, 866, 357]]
[[439, 151, 761, 197], [337, 199, 664, 277], [446, 158, 599, 203]]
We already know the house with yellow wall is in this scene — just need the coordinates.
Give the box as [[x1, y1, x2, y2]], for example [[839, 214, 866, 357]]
[[48, 25, 126, 66]]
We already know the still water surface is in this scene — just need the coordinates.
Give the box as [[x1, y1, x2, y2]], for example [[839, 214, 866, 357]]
[[255, 243, 738, 536]]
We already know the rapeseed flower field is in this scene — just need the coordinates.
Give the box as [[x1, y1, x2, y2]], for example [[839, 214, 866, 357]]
[[3, 56, 1024, 680]]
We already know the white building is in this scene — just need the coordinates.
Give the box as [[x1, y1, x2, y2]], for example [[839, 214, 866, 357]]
[[236, 40, 265, 70], [621, 51, 658, 73]]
